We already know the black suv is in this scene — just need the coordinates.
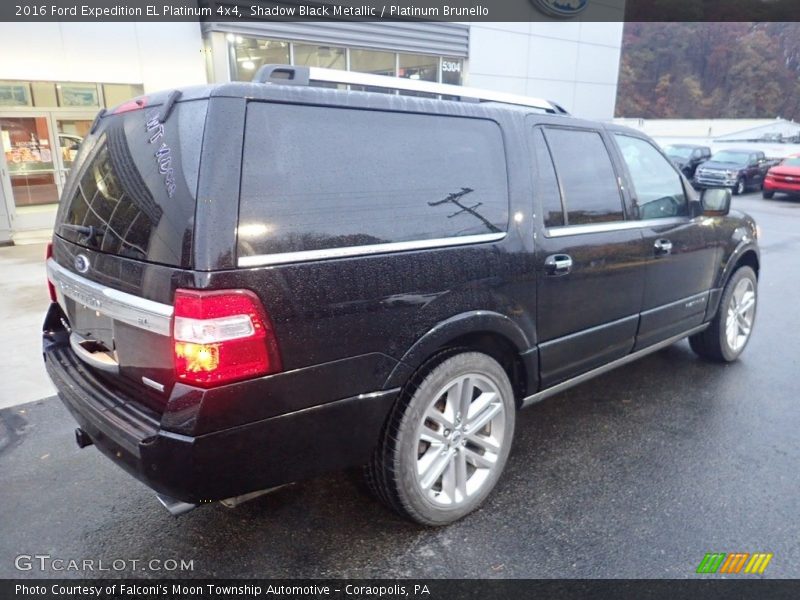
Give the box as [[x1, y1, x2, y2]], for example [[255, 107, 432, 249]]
[[43, 66, 760, 526], [663, 144, 711, 179]]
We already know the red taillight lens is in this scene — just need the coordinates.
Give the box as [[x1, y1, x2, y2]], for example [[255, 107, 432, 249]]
[[45, 242, 57, 302], [172, 289, 281, 387]]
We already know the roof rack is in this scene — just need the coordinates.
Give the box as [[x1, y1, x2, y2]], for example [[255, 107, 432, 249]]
[[252, 64, 567, 115]]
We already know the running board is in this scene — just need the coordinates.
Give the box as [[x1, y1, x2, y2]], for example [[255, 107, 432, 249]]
[[521, 324, 709, 408]]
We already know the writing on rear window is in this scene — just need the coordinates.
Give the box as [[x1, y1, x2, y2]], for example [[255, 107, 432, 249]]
[[145, 110, 176, 198]]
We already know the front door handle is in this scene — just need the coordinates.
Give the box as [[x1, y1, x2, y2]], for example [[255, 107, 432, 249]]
[[654, 239, 673, 256], [544, 254, 573, 276]]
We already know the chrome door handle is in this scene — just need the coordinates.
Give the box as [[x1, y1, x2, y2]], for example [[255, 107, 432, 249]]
[[544, 254, 573, 276], [654, 239, 673, 256]]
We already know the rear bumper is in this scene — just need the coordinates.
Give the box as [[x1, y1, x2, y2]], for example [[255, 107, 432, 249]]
[[43, 312, 399, 504]]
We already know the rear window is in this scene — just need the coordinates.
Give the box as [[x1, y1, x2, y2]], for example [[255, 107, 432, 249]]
[[55, 99, 207, 268], [238, 103, 509, 259]]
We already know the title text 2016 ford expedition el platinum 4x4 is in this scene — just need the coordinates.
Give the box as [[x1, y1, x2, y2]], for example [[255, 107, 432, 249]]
[[43, 65, 759, 526]]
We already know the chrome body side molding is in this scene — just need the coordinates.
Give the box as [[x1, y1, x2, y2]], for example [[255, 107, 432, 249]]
[[521, 324, 709, 408], [238, 232, 507, 268]]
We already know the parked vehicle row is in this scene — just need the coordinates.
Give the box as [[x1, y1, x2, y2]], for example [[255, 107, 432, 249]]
[[693, 149, 779, 195], [664, 143, 800, 200]]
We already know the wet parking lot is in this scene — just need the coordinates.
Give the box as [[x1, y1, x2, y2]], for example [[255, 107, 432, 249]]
[[1, 193, 799, 579]]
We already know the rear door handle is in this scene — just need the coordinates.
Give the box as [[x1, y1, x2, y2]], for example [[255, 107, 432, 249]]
[[654, 239, 673, 256], [544, 254, 573, 276]]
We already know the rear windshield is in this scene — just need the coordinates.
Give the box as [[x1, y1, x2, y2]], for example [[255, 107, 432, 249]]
[[238, 103, 509, 259], [55, 99, 207, 268]]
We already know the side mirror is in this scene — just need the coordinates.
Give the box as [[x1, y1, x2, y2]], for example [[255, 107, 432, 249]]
[[701, 188, 732, 216]]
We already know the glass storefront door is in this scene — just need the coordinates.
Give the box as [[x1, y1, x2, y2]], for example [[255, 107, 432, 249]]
[[55, 117, 94, 187], [0, 111, 95, 233], [0, 114, 58, 206]]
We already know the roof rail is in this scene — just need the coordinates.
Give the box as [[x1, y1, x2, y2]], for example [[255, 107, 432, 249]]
[[252, 64, 567, 114]]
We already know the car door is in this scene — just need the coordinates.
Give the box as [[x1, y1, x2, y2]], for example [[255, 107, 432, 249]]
[[750, 153, 766, 187], [531, 125, 647, 388], [611, 133, 719, 350]]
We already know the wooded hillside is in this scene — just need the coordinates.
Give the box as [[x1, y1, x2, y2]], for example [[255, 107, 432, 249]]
[[615, 23, 800, 120]]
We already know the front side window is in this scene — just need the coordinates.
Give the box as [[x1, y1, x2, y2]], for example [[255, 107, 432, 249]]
[[614, 134, 688, 220], [543, 128, 624, 226]]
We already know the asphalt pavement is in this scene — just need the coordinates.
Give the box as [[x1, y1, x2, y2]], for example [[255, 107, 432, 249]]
[[1, 193, 799, 579]]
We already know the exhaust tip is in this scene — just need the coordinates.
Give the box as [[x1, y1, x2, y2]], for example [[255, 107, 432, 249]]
[[156, 493, 197, 517]]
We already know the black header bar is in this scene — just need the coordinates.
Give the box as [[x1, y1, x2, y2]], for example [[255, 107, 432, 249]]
[[3, 0, 800, 22]]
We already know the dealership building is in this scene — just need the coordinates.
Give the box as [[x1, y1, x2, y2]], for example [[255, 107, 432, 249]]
[[0, 13, 625, 244]]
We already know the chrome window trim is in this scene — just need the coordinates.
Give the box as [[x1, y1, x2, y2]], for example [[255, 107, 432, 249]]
[[47, 258, 173, 336], [545, 217, 688, 238], [237, 232, 507, 268]]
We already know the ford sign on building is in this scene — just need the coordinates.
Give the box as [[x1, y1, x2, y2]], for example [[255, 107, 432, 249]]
[[532, 0, 590, 18]]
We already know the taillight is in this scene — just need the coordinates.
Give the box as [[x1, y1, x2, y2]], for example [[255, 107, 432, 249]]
[[172, 289, 281, 387], [46, 242, 57, 302]]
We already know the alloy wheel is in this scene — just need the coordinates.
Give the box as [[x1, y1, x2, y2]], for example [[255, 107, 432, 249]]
[[726, 277, 756, 352], [413, 373, 507, 507]]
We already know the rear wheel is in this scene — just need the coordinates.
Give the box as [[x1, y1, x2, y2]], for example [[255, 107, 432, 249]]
[[367, 352, 516, 526], [690, 266, 757, 362], [762, 189, 775, 199]]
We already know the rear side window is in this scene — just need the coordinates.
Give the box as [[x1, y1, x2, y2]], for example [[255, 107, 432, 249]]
[[238, 103, 509, 258], [542, 127, 624, 226], [55, 100, 207, 268]]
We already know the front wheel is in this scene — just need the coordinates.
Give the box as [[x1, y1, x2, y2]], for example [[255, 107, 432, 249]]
[[763, 189, 775, 199], [733, 177, 746, 196], [367, 352, 516, 526], [690, 266, 757, 362]]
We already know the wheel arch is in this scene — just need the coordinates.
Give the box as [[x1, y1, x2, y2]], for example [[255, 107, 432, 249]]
[[707, 242, 760, 321], [383, 311, 537, 407]]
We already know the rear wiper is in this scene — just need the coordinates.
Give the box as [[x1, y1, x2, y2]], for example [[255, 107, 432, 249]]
[[60, 224, 106, 244]]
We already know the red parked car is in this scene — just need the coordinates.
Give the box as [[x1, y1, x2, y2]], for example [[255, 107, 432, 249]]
[[763, 154, 800, 199]]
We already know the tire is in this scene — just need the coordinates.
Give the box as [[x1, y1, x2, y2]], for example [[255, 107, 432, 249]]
[[762, 190, 775, 199], [689, 266, 757, 362], [733, 177, 746, 196], [366, 351, 516, 526]]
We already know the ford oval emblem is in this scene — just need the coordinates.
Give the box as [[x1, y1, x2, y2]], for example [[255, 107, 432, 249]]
[[74, 254, 90, 274], [532, 0, 589, 18]]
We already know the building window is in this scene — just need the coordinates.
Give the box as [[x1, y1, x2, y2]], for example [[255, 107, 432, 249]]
[[0, 80, 142, 109], [229, 35, 289, 81], [293, 44, 346, 69], [0, 82, 32, 107], [56, 83, 100, 108], [224, 34, 466, 90], [398, 54, 438, 82]]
